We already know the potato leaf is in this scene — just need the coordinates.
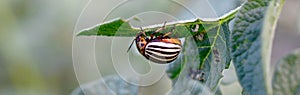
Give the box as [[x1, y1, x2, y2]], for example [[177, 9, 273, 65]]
[[230, 0, 284, 94]]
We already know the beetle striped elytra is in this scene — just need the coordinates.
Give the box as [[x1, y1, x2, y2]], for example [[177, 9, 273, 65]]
[[127, 22, 182, 64]]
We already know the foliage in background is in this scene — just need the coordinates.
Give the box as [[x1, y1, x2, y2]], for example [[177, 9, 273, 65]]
[[230, 0, 284, 94], [0, 0, 81, 95], [71, 76, 139, 95], [272, 49, 300, 95]]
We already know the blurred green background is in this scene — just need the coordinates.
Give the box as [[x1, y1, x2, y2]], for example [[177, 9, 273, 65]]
[[0, 0, 85, 94], [0, 0, 299, 95]]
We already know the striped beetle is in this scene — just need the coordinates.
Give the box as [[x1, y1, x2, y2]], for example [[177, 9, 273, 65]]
[[127, 22, 182, 64]]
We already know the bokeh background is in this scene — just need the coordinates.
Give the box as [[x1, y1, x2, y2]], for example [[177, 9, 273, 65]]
[[0, 0, 299, 95]]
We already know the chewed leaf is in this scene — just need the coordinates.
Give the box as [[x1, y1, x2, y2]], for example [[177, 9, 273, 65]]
[[165, 6, 241, 81], [165, 6, 242, 95], [272, 49, 300, 95], [76, 8, 238, 38], [230, 0, 284, 94], [167, 21, 231, 94]]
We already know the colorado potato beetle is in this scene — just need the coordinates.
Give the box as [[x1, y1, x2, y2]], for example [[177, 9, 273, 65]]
[[127, 22, 182, 64]]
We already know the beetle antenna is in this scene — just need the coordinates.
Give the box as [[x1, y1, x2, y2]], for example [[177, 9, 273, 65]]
[[140, 27, 146, 36], [162, 21, 167, 28], [155, 21, 167, 33], [163, 24, 175, 37], [127, 27, 144, 53], [127, 38, 135, 52]]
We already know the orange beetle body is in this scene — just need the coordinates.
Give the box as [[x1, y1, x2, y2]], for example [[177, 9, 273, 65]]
[[128, 24, 182, 64]]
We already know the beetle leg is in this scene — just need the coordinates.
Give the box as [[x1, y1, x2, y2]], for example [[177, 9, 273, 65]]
[[163, 24, 175, 37], [139, 27, 146, 36], [155, 21, 167, 33], [127, 38, 135, 52]]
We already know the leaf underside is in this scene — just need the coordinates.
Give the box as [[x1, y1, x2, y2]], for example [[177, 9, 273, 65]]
[[167, 21, 231, 95], [231, 0, 284, 94], [77, 10, 237, 38]]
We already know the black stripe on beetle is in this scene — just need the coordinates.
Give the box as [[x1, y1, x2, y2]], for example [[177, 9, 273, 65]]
[[147, 45, 181, 49]]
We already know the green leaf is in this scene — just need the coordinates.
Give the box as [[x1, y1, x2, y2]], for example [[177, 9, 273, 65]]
[[272, 49, 300, 95], [76, 8, 238, 38], [71, 75, 139, 95], [166, 7, 241, 94], [77, 18, 139, 37], [201, 22, 232, 93], [187, 22, 232, 94], [167, 21, 232, 94], [167, 36, 213, 95], [230, 0, 284, 94], [165, 6, 242, 81]]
